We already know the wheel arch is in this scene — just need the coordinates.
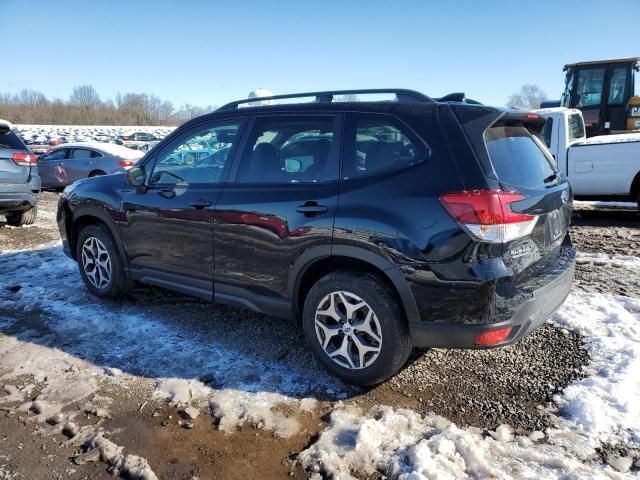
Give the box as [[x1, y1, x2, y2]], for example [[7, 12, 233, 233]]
[[630, 170, 640, 202], [70, 207, 128, 267], [289, 245, 420, 324]]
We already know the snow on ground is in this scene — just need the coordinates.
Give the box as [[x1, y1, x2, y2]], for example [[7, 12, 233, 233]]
[[298, 289, 640, 479], [574, 200, 638, 210], [553, 292, 640, 445], [0, 240, 342, 438], [1, 236, 640, 477], [576, 251, 640, 271]]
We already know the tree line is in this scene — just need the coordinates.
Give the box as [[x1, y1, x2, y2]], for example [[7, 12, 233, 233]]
[[0, 84, 550, 126], [0, 85, 216, 126]]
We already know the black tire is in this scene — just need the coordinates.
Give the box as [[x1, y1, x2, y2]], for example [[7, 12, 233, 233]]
[[5, 206, 38, 227], [89, 170, 106, 177], [302, 270, 411, 386], [75, 224, 132, 298]]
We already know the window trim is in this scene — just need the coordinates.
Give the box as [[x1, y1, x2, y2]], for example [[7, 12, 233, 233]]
[[228, 113, 343, 185], [144, 117, 248, 188], [341, 112, 430, 181]]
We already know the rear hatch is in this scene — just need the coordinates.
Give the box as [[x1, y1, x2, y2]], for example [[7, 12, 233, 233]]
[[484, 114, 572, 277], [0, 129, 34, 185], [447, 106, 572, 278]]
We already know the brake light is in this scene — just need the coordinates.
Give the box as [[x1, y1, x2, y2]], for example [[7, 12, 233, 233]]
[[474, 327, 513, 346], [118, 159, 136, 168], [12, 152, 37, 166], [440, 190, 538, 243], [525, 114, 540, 119]]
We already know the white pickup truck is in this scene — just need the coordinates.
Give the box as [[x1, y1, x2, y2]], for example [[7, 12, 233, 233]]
[[535, 107, 640, 208]]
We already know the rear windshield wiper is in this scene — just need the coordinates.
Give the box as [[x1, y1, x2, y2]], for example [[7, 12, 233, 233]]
[[543, 172, 560, 184]]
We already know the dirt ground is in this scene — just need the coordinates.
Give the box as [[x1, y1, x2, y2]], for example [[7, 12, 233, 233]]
[[0, 193, 638, 479]]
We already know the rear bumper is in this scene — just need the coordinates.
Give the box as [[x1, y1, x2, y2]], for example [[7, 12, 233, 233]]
[[0, 180, 40, 212], [409, 244, 575, 349]]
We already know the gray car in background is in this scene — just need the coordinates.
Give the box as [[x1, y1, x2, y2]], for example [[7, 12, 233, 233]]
[[39, 142, 144, 190], [0, 119, 40, 226]]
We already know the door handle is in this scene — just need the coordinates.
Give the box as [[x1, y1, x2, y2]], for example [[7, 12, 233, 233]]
[[296, 202, 328, 216], [189, 199, 212, 210]]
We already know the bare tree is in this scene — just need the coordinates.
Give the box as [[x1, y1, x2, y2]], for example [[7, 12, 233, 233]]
[[0, 85, 214, 126], [69, 85, 101, 123], [506, 84, 548, 110]]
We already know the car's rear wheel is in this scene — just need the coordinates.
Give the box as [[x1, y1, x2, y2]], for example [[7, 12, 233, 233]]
[[76, 224, 132, 298], [302, 271, 411, 386], [5, 206, 37, 227]]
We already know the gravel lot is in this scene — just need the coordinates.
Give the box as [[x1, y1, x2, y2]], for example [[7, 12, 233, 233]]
[[1, 193, 639, 478]]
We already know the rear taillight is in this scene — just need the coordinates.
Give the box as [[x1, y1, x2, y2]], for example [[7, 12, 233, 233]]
[[440, 190, 537, 243], [118, 159, 135, 168], [12, 152, 37, 167]]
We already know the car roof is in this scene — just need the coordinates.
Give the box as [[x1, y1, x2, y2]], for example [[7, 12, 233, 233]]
[[51, 141, 144, 159]]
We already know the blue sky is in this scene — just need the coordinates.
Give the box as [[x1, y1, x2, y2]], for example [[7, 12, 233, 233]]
[[1, 0, 638, 108]]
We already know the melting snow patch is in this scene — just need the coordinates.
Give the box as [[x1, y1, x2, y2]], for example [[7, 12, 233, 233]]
[[298, 406, 629, 479], [552, 291, 640, 444], [576, 251, 640, 271]]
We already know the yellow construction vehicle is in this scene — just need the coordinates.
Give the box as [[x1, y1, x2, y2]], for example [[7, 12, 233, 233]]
[[554, 57, 640, 137]]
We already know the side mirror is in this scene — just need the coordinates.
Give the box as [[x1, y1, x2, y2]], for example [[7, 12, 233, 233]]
[[126, 166, 146, 188]]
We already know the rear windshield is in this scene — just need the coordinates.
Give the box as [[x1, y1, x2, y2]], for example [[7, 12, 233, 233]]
[[484, 125, 557, 189], [0, 130, 27, 150]]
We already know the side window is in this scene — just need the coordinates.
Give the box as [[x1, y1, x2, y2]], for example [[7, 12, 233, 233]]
[[71, 148, 92, 159], [344, 115, 426, 179], [237, 116, 338, 183], [90, 150, 102, 158], [149, 120, 242, 186], [43, 149, 68, 161], [608, 67, 627, 105]]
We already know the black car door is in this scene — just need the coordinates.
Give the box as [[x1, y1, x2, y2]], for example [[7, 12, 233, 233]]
[[214, 113, 342, 307], [120, 118, 246, 299]]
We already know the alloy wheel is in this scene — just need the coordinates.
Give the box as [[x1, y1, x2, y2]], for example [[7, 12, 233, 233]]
[[81, 236, 112, 289], [314, 291, 383, 369]]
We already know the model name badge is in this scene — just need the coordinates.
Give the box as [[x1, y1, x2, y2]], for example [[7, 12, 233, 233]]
[[508, 244, 535, 258]]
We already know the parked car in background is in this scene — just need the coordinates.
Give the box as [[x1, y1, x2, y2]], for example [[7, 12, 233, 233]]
[[0, 119, 40, 226], [115, 132, 160, 149], [39, 142, 143, 190], [57, 89, 575, 385]]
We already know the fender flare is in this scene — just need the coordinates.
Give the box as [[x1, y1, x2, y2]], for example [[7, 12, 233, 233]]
[[71, 206, 130, 270], [288, 244, 421, 323]]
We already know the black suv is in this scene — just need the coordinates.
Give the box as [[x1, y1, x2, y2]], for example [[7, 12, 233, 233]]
[[1, 120, 40, 226], [57, 89, 575, 385]]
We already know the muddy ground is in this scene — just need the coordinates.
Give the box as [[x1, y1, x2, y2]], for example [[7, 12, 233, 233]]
[[0, 193, 638, 479]]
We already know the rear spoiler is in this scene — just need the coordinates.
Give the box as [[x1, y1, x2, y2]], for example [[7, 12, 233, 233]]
[[491, 111, 546, 135]]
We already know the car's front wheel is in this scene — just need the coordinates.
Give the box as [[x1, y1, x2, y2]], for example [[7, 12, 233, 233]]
[[302, 271, 411, 386], [76, 224, 132, 298]]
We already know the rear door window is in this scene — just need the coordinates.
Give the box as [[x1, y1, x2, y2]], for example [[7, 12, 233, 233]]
[[343, 114, 428, 179], [71, 148, 92, 159], [237, 116, 339, 183], [484, 125, 557, 189]]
